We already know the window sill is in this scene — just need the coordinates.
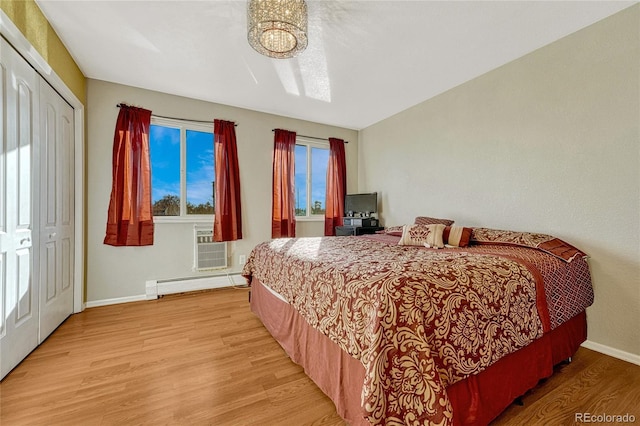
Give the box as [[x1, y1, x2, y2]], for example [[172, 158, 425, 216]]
[[295, 216, 325, 222], [153, 216, 213, 224]]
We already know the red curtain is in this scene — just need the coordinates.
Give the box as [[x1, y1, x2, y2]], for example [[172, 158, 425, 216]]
[[213, 119, 243, 242], [104, 105, 154, 246], [272, 129, 296, 238], [324, 138, 346, 236]]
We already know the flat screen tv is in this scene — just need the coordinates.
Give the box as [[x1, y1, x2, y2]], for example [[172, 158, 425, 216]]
[[345, 192, 377, 216]]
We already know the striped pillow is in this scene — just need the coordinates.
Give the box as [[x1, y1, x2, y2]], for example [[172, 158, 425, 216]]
[[382, 225, 404, 236], [414, 216, 454, 226], [444, 226, 472, 247]]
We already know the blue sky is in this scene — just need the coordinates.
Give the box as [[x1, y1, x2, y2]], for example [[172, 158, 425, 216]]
[[149, 124, 180, 204], [149, 125, 214, 206], [185, 129, 214, 206]]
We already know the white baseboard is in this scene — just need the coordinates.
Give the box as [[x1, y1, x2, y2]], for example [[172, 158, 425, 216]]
[[581, 340, 640, 366], [85, 294, 148, 308], [85, 274, 247, 308], [145, 273, 246, 300]]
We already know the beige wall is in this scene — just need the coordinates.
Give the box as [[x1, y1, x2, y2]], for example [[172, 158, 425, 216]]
[[86, 79, 358, 302], [0, 0, 86, 104], [360, 6, 639, 356]]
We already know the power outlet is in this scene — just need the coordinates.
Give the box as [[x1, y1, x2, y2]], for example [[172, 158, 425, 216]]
[[239, 254, 246, 266]]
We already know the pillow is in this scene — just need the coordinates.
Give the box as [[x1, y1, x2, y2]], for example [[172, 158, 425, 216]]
[[398, 224, 445, 248], [414, 216, 454, 226], [471, 227, 586, 262], [443, 225, 472, 247], [381, 225, 404, 236]]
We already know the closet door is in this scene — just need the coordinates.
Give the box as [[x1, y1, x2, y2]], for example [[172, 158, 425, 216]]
[[38, 80, 74, 342], [0, 36, 40, 379]]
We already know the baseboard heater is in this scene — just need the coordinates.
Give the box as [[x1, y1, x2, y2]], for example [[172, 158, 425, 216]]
[[145, 274, 246, 300]]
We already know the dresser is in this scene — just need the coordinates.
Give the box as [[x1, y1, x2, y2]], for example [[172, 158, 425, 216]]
[[335, 225, 384, 236]]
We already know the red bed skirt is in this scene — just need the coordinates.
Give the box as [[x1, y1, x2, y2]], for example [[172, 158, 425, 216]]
[[250, 278, 587, 426]]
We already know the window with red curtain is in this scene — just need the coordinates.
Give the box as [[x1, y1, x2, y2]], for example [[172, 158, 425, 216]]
[[324, 138, 346, 236], [213, 119, 242, 242], [104, 105, 154, 246], [272, 129, 296, 238]]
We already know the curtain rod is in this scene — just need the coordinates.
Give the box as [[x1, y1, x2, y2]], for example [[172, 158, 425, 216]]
[[271, 129, 348, 143], [116, 104, 237, 126]]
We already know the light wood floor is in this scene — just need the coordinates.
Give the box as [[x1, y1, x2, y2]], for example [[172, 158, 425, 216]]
[[1, 288, 638, 425]]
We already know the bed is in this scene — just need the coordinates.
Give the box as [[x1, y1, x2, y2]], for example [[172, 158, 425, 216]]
[[241, 224, 593, 425]]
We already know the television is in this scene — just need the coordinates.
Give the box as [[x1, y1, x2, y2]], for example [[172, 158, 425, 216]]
[[344, 192, 377, 216]]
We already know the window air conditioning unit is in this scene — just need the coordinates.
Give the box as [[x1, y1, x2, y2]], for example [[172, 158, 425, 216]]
[[194, 226, 227, 271]]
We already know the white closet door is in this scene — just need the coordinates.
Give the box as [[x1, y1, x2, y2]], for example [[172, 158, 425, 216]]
[[38, 80, 74, 343], [0, 36, 40, 379]]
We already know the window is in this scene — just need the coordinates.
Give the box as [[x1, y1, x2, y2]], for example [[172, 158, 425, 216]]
[[149, 118, 215, 220], [295, 139, 329, 218]]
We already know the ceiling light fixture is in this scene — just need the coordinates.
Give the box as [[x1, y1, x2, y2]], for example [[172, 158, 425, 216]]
[[247, 0, 308, 59]]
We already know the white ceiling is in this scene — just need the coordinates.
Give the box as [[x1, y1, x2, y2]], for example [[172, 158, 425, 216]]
[[35, 1, 635, 130]]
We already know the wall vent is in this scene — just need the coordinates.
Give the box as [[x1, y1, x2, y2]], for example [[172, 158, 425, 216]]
[[194, 226, 227, 271]]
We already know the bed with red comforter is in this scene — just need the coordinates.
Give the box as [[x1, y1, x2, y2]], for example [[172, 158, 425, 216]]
[[241, 227, 593, 425]]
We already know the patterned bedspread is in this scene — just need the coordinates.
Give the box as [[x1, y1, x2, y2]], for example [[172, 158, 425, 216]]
[[242, 232, 592, 425]]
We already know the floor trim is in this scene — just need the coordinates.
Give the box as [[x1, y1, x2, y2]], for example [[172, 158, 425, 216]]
[[145, 274, 246, 300], [85, 295, 148, 308], [85, 274, 247, 308], [581, 340, 640, 366]]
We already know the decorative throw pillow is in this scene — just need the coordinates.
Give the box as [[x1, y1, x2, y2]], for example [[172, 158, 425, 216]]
[[444, 225, 472, 247], [471, 227, 586, 262], [398, 224, 446, 248], [414, 216, 455, 226], [383, 225, 404, 236]]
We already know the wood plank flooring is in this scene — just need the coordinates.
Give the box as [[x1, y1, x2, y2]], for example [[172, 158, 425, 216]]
[[1, 288, 638, 425]]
